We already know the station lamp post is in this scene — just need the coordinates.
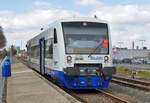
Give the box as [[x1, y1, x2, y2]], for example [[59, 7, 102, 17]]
[[139, 40, 146, 49]]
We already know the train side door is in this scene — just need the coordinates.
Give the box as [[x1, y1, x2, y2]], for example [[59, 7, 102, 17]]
[[53, 28, 59, 69], [39, 38, 45, 74]]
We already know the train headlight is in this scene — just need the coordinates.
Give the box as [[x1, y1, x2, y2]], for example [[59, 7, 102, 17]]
[[104, 56, 109, 62], [67, 56, 72, 62]]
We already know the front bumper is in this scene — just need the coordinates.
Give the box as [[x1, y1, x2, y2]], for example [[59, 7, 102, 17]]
[[63, 66, 116, 89], [64, 66, 116, 76]]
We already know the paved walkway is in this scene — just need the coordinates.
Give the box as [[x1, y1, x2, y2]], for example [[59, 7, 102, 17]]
[[7, 61, 79, 103]]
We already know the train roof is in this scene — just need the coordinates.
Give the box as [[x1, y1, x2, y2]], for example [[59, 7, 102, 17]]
[[55, 17, 108, 23]]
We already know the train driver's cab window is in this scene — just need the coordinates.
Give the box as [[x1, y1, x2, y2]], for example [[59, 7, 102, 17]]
[[45, 39, 53, 58], [54, 28, 57, 44], [62, 22, 109, 54]]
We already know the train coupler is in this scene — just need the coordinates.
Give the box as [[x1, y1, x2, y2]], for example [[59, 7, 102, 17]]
[[87, 76, 92, 86]]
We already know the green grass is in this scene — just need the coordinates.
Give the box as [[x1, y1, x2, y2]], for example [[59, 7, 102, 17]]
[[116, 67, 150, 77], [137, 71, 150, 77]]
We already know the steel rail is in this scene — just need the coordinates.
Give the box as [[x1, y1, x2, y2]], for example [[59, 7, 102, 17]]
[[113, 75, 150, 86], [97, 90, 130, 103], [111, 79, 150, 92]]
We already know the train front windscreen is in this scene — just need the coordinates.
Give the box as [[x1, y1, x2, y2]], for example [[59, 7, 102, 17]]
[[62, 22, 109, 54]]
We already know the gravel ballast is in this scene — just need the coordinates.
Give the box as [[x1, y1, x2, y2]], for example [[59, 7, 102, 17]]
[[104, 82, 150, 103]]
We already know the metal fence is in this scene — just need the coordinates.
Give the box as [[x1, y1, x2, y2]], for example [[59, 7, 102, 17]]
[[0, 57, 6, 103]]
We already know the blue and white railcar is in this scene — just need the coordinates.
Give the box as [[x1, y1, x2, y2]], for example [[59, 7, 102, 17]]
[[26, 18, 116, 89]]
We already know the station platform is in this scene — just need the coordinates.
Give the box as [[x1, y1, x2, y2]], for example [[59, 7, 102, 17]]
[[7, 60, 80, 103]]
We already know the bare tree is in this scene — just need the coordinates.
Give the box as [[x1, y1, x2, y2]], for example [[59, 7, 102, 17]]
[[0, 26, 6, 48]]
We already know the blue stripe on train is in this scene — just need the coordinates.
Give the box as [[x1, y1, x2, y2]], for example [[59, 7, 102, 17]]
[[28, 61, 112, 89]]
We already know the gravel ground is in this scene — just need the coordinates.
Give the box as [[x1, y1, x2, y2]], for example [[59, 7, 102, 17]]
[[73, 90, 116, 103], [103, 82, 150, 103]]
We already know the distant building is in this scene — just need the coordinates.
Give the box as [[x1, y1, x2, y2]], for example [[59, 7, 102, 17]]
[[112, 48, 150, 60]]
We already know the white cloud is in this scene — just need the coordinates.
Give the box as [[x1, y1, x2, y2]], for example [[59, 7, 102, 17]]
[[1, 1, 150, 49], [0, 5, 82, 49], [33, 1, 50, 7], [75, 0, 150, 48], [129, 34, 142, 40], [91, 4, 150, 48], [93, 5, 150, 25], [75, 0, 103, 6], [0, 9, 82, 30]]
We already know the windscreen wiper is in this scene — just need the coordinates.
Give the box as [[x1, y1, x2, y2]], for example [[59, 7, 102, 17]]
[[88, 41, 103, 58]]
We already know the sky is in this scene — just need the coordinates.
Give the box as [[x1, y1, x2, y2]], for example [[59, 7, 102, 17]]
[[0, 0, 150, 49]]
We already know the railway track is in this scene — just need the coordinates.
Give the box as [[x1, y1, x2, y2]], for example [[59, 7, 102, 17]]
[[19, 58, 131, 103], [45, 75, 130, 103], [98, 90, 130, 103], [112, 75, 150, 92], [113, 75, 150, 86], [43, 74, 131, 103], [44, 75, 131, 103]]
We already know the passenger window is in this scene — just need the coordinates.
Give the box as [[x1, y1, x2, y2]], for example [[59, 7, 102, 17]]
[[45, 39, 53, 59], [54, 28, 57, 44], [30, 45, 39, 59]]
